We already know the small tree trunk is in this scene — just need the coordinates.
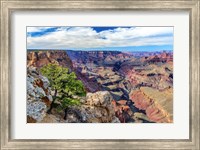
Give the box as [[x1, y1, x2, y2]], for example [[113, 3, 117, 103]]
[[63, 107, 69, 120], [47, 89, 57, 114]]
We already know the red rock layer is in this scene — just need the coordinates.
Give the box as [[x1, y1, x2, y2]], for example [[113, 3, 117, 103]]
[[130, 90, 172, 123], [27, 50, 73, 69], [112, 100, 132, 123]]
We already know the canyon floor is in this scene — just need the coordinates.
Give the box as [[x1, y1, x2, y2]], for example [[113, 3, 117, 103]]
[[27, 50, 173, 123]]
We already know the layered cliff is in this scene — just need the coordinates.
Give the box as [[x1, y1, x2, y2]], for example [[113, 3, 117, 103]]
[[67, 50, 132, 66], [130, 87, 173, 123], [27, 50, 73, 69]]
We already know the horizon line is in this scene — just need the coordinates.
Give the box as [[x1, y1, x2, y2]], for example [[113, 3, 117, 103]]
[[27, 49, 173, 52]]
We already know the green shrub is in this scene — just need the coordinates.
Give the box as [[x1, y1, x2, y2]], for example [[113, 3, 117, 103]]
[[40, 63, 86, 113]]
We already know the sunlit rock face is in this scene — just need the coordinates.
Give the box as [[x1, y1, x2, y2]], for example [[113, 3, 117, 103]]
[[130, 87, 173, 123], [27, 50, 73, 70], [75, 91, 120, 123]]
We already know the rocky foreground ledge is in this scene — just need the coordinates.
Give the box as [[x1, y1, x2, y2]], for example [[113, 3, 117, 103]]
[[27, 66, 120, 123]]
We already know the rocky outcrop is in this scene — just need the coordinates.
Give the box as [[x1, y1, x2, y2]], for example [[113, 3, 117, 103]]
[[77, 91, 120, 123], [40, 91, 120, 123], [27, 50, 73, 69], [112, 100, 132, 123], [26, 65, 158, 124], [27, 66, 53, 123]]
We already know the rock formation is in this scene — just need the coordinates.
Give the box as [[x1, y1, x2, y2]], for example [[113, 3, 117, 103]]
[[27, 66, 53, 123], [130, 87, 173, 123], [27, 50, 73, 69], [79, 91, 120, 123], [40, 91, 120, 123], [27, 50, 173, 123], [66, 50, 132, 66]]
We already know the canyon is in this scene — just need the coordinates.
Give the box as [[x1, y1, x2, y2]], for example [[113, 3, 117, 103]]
[[27, 50, 173, 123]]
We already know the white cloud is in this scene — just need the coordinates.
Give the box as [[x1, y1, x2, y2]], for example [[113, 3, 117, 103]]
[[27, 27, 173, 49], [27, 27, 55, 33], [99, 27, 173, 40]]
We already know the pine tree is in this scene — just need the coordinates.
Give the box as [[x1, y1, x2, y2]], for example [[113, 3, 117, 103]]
[[40, 63, 86, 115]]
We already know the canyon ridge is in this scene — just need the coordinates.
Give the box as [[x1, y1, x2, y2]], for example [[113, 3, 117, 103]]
[[27, 50, 173, 123]]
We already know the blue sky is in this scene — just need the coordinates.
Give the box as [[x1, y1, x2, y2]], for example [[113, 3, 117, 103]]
[[27, 27, 173, 51]]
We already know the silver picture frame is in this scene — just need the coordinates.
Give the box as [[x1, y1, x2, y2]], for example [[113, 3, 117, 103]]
[[0, 0, 199, 149]]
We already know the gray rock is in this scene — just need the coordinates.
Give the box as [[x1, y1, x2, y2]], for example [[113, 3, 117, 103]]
[[27, 101, 47, 122], [47, 95, 53, 102], [39, 75, 50, 89], [86, 91, 113, 107], [27, 67, 53, 123], [111, 116, 121, 123], [35, 87, 46, 97]]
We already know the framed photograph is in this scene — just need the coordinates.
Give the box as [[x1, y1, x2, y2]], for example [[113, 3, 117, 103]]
[[1, 0, 199, 149]]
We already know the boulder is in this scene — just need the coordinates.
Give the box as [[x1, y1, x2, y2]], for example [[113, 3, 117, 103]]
[[86, 91, 113, 107], [27, 101, 47, 122], [77, 91, 120, 123]]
